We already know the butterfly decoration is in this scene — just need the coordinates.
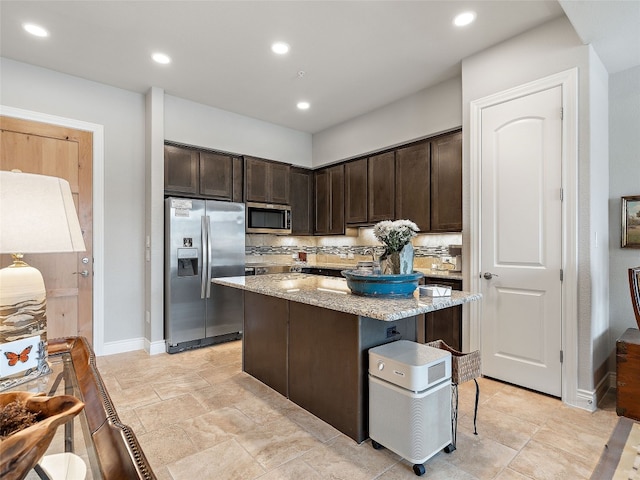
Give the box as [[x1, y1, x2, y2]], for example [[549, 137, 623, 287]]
[[4, 345, 32, 366]]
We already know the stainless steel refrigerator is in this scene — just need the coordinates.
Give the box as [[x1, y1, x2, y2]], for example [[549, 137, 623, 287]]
[[165, 197, 245, 353]]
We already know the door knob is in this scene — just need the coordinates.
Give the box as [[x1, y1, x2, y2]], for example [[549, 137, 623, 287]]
[[74, 270, 90, 277], [482, 272, 499, 280]]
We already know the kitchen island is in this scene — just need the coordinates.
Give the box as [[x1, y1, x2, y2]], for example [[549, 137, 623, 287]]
[[213, 273, 481, 443]]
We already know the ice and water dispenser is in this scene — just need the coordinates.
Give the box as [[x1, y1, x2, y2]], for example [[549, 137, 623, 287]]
[[177, 248, 198, 277]]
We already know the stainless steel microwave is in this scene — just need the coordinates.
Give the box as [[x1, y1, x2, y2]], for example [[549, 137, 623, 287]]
[[245, 202, 291, 234]]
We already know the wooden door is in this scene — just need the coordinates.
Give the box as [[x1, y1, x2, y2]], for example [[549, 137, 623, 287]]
[[480, 86, 563, 397], [0, 116, 93, 343]]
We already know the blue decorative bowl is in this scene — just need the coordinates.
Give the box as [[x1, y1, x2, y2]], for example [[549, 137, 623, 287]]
[[341, 270, 424, 298]]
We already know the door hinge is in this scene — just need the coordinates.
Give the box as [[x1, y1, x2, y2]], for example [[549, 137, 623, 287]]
[[560, 188, 564, 201], [560, 269, 564, 282], [560, 350, 564, 363], [560, 107, 564, 119]]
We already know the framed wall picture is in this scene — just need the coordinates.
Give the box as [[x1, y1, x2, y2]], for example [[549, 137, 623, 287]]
[[622, 195, 640, 248]]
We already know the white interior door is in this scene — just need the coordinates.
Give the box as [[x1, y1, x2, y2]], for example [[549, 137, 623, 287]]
[[480, 85, 563, 397]]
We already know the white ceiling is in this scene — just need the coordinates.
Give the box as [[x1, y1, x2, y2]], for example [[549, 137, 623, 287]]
[[1, 1, 638, 134]]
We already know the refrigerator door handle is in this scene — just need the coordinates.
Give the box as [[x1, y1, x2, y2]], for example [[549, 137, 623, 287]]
[[201, 215, 207, 299], [206, 215, 213, 298]]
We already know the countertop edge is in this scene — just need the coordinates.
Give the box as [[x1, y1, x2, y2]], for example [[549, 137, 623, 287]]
[[213, 274, 480, 321]]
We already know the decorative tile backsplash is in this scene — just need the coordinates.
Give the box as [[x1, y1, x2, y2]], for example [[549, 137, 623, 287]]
[[245, 244, 451, 257], [245, 228, 462, 267]]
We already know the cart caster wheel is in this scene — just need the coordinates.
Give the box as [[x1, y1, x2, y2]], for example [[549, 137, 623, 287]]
[[412, 464, 426, 476], [371, 440, 383, 450], [444, 443, 456, 453]]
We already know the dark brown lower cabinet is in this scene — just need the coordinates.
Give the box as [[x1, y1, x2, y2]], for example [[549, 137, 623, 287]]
[[289, 303, 417, 443], [419, 277, 463, 351], [243, 291, 289, 397], [241, 288, 417, 443]]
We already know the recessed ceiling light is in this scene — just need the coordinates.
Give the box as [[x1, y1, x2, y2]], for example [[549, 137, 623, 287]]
[[152, 52, 171, 64], [297, 101, 310, 110], [271, 42, 290, 55], [23, 23, 49, 37], [453, 11, 476, 27]]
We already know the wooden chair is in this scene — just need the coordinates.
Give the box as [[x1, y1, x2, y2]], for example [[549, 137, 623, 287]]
[[630, 266, 640, 329]]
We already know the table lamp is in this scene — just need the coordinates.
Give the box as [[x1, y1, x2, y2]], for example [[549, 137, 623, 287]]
[[0, 170, 86, 391]]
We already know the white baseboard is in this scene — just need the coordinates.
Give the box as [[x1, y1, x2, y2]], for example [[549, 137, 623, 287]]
[[146, 339, 166, 356], [571, 372, 615, 412], [97, 337, 166, 356], [100, 337, 147, 356], [574, 388, 598, 412], [596, 371, 615, 402]]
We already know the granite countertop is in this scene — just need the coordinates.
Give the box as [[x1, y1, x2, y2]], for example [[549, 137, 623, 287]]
[[213, 273, 480, 321], [311, 263, 464, 281], [246, 261, 464, 281]]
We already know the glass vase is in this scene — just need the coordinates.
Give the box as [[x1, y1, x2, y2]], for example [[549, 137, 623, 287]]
[[381, 243, 414, 275]]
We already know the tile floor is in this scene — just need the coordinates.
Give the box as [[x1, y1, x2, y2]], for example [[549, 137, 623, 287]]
[[97, 340, 617, 480]]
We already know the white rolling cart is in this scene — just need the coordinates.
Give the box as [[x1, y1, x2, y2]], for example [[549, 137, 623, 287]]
[[368, 340, 453, 476]]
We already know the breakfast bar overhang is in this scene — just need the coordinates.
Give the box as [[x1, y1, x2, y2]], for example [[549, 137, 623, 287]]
[[213, 273, 481, 443]]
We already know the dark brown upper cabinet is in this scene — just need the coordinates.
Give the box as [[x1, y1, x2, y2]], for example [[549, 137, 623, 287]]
[[245, 156, 290, 205], [165, 145, 199, 195], [164, 144, 238, 201], [367, 151, 395, 222], [345, 158, 368, 225], [314, 164, 345, 235], [200, 151, 233, 199], [345, 152, 395, 226], [290, 167, 314, 235], [396, 141, 431, 232], [430, 131, 462, 232]]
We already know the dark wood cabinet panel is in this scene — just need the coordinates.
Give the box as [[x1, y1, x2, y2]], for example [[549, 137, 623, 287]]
[[243, 291, 289, 397], [345, 158, 368, 224], [314, 168, 330, 234], [199, 151, 233, 200], [314, 164, 344, 235], [368, 151, 395, 222], [288, 302, 418, 442], [164, 145, 199, 195], [244, 156, 270, 203], [421, 277, 463, 350], [396, 141, 431, 232], [245, 156, 290, 205], [329, 164, 345, 234], [232, 157, 243, 203], [164, 143, 241, 201], [270, 162, 290, 205], [431, 131, 462, 232], [290, 167, 313, 235], [425, 306, 462, 351]]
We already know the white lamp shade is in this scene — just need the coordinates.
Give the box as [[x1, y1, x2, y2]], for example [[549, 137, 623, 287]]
[[0, 170, 86, 253]]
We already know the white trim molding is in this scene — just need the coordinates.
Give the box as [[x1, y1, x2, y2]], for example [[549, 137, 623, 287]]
[[469, 68, 579, 407], [146, 339, 167, 356], [0, 105, 106, 356]]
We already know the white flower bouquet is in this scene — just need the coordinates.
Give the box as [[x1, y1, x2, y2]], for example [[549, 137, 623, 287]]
[[373, 220, 419, 254]]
